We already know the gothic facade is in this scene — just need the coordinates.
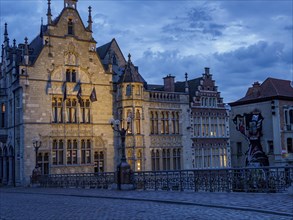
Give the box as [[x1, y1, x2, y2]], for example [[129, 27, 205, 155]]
[[0, 0, 230, 186]]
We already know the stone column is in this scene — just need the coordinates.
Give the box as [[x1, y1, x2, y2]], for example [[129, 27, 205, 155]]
[[2, 157, 7, 184], [8, 156, 13, 185]]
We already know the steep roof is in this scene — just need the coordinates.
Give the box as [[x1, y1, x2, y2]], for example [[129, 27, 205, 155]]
[[96, 41, 112, 60], [175, 77, 201, 102], [230, 77, 293, 106], [118, 54, 147, 88]]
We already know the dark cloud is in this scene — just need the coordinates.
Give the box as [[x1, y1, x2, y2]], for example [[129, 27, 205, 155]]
[[214, 41, 289, 72], [162, 6, 226, 40]]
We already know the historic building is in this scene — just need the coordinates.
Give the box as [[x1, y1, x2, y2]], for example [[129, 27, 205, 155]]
[[0, 0, 230, 186], [187, 68, 231, 169], [229, 78, 293, 167]]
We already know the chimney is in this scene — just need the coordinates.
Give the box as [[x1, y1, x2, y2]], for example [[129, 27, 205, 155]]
[[252, 81, 261, 97], [163, 74, 175, 92], [204, 67, 210, 75]]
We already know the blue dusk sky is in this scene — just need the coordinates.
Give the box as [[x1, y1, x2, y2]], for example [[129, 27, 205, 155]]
[[0, 0, 292, 103]]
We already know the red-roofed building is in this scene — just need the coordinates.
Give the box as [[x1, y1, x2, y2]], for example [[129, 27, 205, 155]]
[[229, 77, 293, 167]]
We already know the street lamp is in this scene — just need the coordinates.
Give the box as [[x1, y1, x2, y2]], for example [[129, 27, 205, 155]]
[[31, 136, 42, 184], [110, 116, 133, 190]]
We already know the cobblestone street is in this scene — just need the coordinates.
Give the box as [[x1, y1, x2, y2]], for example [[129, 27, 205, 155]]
[[0, 187, 292, 220]]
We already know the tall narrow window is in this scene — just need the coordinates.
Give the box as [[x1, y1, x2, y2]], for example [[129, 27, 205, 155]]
[[66, 99, 77, 123], [68, 19, 74, 35], [67, 140, 72, 164], [172, 112, 176, 134], [155, 149, 160, 171], [86, 140, 91, 163], [1, 103, 5, 128], [173, 148, 181, 170], [150, 112, 154, 134], [126, 84, 132, 96], [58, 140, 64, 165], [161, 112, 165, 134], [80, 99, 91, 123], [136, 150, 142, 171], [287, 138, 293, 153], [52, 98, 63, 123], [151, 150, 155, 171], [52, 140, 57, 165], [154, 112, 159, 134], [165, 112, 169, 134], [163, 149, 170, 170], [175, 112, 180, 134], [94, 150, 104, 173], [66, 69, 77, 82], [81, 140, 86, 164], [135, 110, 141, 134]]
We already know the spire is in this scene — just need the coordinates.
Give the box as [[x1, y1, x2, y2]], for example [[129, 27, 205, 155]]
[[87, 6, 93, 31], [4, 23, 8, 41], [3, 23, 9, 49], [127, 53, 131, 66], [24, 37, 29, 65], [185, 72, 189, 93], [47, 0, 52, 25]]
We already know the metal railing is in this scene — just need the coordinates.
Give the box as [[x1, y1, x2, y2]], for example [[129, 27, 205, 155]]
[[39, 166, 293, 193]]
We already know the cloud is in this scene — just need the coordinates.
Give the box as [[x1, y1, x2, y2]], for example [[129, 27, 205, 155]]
[[214, 41, 289, 72], [161, 4, 226, 41]]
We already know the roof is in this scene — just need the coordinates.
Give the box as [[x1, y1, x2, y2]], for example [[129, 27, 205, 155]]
[[118, 54, 147, 88], [230, 77, 293, 106], [96, 41, 112, 60], [175, 77, 201, 102]]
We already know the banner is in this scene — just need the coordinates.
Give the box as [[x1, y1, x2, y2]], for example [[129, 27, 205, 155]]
[[62, 82, 67, 101], [90, 87, 97, 102]]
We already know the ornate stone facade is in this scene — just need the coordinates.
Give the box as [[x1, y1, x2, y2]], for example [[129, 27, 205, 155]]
[[0, 0, 230, 186]]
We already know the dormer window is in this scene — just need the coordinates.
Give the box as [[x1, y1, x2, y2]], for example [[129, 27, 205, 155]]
[[66, 69, 76, 82], [68, 19, 74, 35]]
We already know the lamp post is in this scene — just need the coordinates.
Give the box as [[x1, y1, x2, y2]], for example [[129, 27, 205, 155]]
[[110, 117, 133, 190], [31, 137, 42, 184]]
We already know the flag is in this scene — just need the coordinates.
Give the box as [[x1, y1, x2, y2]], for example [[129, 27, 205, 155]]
[[90, 87, 97, 102], [77, 85, 82, 104], [62, 82, 67, 101]]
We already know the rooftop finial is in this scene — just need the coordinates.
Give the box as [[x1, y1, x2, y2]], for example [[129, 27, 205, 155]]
[[128, 53, 131, 62], [87, 6, 93, 31], [185, 72, 189, 93], [47, 0, 52, 24], [4, 23, 9, 42]]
